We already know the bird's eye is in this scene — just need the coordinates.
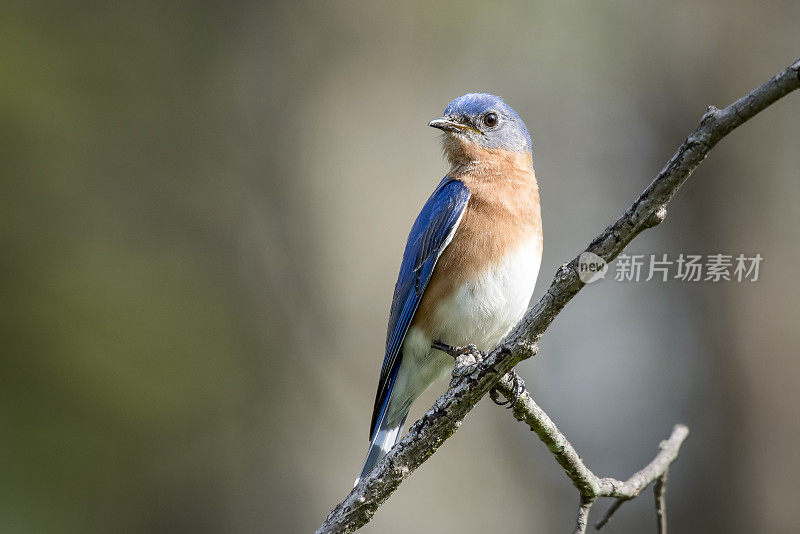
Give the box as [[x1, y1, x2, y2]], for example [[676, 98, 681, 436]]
[[483, 113, 498, 127]]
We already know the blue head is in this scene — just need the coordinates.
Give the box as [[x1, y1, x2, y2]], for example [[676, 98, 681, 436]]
[[429, 93, 532, 157]]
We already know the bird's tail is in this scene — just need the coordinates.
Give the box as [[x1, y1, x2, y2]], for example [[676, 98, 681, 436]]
[[355, 371, 407, 486]]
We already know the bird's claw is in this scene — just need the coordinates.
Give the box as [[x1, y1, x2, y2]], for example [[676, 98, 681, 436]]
[[489, 369, 524, 409], [432, 341, 525, 407]]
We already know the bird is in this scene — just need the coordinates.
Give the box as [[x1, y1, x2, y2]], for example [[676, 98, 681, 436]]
[[356, 93, 542, 485]]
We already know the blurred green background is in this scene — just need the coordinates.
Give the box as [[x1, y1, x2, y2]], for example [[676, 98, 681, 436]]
[[2, 2, 799, 533]]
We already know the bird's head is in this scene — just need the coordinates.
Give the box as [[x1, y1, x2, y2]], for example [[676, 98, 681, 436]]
[[429, 93, 532, 167]]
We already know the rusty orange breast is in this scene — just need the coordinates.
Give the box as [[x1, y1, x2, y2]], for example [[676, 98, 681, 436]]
[[411, 147, 542, 335]]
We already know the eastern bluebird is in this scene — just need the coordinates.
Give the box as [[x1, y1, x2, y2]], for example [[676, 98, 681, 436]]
[[356, 93, 542, 484]]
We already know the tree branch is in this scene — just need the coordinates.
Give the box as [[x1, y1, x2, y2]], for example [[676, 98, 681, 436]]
[[494, 374, 689, 532], [316, 57, 800, 534]]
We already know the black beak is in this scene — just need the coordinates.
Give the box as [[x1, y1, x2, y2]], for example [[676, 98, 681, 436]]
[[428, 116, 478, 133]]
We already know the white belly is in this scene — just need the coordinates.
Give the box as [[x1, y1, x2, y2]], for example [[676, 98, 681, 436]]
[[390, 236, 542, 420], [431, 235, 542, 351]]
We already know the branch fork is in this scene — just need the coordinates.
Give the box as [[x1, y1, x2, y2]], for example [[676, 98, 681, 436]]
[[496, 373, 688, 533]]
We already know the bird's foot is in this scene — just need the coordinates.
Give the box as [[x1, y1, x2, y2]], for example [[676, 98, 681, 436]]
[[488, 368, 525, 409], [431, 341, 486, 374], [431, 341, 524, 407]]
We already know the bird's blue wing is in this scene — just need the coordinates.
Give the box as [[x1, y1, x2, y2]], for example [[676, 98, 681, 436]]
[[369, 177, 471, 439]]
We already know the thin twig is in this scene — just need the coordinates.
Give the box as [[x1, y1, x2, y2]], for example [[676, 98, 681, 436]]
[[316, 57, 800, 534], [494, 375, 689, 530], [595, 499, 625, 530], [495, 374, 602, 496], [597, 427, 688, 501], [574, 495, 596, 534], [654, 470, 669, 534]]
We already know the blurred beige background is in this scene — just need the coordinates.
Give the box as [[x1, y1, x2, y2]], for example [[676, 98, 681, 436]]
[[2, 1, 799, 533]]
